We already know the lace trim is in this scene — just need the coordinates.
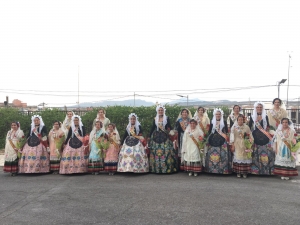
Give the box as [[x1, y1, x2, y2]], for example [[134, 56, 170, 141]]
[[233, 158, 252, 164], [275, 158, 296, 168]]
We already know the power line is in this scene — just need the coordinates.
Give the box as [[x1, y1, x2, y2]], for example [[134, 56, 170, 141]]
[[0, 85, 278, 97], [2, 84, 296, 94]]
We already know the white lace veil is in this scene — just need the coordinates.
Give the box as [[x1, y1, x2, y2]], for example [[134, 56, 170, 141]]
[[252, 101, 267, 129], [71, 115, 83, 137], [106, 124, 121, 144], [193, 107, 209, 121], [211, 108, 225, 132], [89, 121, 105, 144], [155, 104, 167, 131], [276, 118, 295, 133], [126, 113, 141, 135], [30, 115, 45, 135], [63, 111, 74, 127], [176, 108, 192, 121]]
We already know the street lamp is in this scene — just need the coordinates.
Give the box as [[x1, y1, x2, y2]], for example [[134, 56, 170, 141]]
[[277, 79, 287, 98], [177, 95, 189, 107]]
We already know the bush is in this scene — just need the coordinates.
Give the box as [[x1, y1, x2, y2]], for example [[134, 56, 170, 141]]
[[0, 106, 230, 149]]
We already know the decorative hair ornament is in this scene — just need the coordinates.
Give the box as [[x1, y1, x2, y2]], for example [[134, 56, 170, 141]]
[[127, 113, 141, 135], [213, 108, 224, 116], [30, 115, 45, 135], [156, 104, 166, 112]]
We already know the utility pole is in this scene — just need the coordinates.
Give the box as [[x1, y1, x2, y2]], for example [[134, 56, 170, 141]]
[[78, 65, 80, 109], [286, 53, 292, 108], [177, 95, 188, 107], [134, 92, 136, 107], [187, 95, 189, 107]]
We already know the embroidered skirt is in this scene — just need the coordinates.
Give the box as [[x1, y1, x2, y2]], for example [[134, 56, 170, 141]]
[[59, 144, 88, 174], [104, 144, 119, 172], [149, 133, 178, 174], [19, 144, 50, 173], [274, 165, 298, 177], [117, 142, 148, 173], [251, 143, 275, 175], [4, 159, 19, 173], [50, 159, 60, 172], [232, 162, 251, 174], [205, 143, 232, 174], [88, 159, 104, 173], [183, 161, 202, 173]]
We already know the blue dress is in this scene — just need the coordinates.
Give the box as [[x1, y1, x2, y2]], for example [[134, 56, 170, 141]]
[[88, 129, 105, 173]]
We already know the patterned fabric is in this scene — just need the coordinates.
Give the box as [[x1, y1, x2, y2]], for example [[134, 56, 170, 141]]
[[183, 161, 202, 172], [274, 165, 298, 177], [50, 160, 60, 172], [59, 143, 88, 174], [88, 160, 104, 173], [149, 130, 178, 174], [19, 143, 50, 173], [232, 162, 251, 174], [251, 143, 275, 175], [104, 162, 118, 172], [205, 143, 232, 174], [118, 137, 149, 173], [104, 143, 119, 172], [4, 159, 18, 173]]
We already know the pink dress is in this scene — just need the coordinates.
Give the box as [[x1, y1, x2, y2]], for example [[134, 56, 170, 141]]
[[104, 133, 120, 172], [19, 127, 50, 173]]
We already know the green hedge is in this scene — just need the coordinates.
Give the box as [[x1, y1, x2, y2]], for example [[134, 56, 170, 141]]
[[0, 106, 230, 149]]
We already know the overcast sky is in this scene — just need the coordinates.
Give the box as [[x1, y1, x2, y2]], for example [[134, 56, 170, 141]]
[[0, 0, 299, 107]]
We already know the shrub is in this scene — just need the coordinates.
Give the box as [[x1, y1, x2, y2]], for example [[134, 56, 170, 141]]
[[0, 106, 230, 148]]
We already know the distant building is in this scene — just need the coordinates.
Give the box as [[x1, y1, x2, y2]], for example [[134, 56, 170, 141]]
[[12, 99, 27, 108]]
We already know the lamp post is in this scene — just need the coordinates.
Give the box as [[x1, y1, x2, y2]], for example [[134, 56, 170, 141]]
[[177, 95, 189, 107], [277, 79, 287, 98]]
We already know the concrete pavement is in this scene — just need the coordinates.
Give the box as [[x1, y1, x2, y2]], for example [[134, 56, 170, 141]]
[[0, 168, 299, 225]]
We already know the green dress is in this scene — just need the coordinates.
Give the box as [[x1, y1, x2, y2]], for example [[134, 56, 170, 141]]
[[149, 117, 178, 174]]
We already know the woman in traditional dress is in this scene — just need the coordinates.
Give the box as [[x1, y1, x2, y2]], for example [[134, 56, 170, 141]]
[[273, 118, 298, 180], [193, 106, 210, 134], [88, 121, 106, 175], [104, 123, 120, 175], [175, 108, 192, 170], [19, 115, 50, 174], [48, 121, 65, 174], [60, 115, 88, 174], [267, 98, 288, 130], [92, 108, 110, 130], [227, 105, 245, 130], [3, 122, 24, 176], [249, 102, 275, 175], [205, 108, 231, 174], [181, 119, 204, 177], [230, 115, 254, 178], [149, 105, 178, 174], [62, 111, 74, 137], [118, 113, 149, 173]]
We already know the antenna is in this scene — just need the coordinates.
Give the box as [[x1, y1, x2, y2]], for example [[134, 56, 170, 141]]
[[78, 65, 80, 109]]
